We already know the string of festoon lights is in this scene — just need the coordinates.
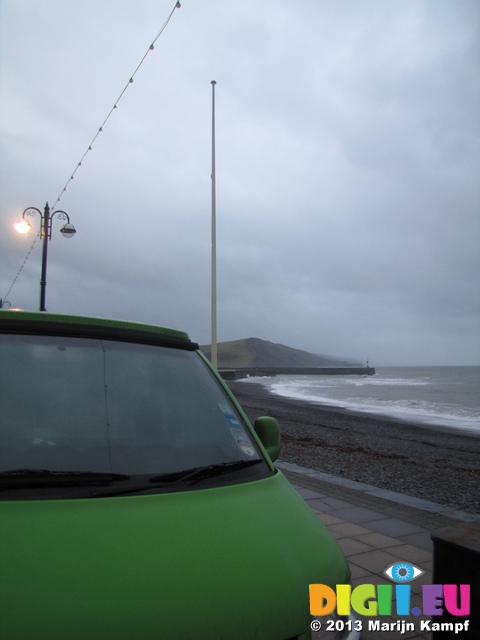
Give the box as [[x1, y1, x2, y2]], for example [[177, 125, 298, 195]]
[[3, 1, 181, 305]]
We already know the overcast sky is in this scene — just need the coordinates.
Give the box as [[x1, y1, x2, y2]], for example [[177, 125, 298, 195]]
[[1, 0, 479, 366]]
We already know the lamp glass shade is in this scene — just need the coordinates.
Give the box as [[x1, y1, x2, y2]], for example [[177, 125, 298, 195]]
[[14, 218, 31, 234], [60, 223, 76, 238]]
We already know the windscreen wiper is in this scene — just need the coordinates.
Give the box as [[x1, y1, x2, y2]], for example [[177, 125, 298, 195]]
[[0, 469, 130, 489], [86, 459, 265, 498], [148, 458, 263, 485]]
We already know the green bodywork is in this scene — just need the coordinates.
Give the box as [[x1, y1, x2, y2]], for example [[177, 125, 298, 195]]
[[1, 473, 349, 639]]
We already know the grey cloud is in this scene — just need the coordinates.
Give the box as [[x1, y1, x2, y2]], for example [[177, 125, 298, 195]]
[[1, 0, 479, 365]]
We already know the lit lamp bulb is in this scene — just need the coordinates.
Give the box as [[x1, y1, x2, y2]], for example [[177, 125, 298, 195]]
[[14, 218, 31, 234]]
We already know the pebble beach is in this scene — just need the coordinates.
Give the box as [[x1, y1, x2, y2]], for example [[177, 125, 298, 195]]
[[228, 380, 480, 515]]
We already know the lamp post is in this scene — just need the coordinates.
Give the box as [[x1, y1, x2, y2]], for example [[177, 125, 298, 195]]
[[15, 202, 76, 312]]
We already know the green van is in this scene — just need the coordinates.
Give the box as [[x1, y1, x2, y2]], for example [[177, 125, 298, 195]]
[[0, 311, 357, 640]]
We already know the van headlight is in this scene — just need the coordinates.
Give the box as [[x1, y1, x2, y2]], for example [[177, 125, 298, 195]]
[[311, 612, 361, 639]]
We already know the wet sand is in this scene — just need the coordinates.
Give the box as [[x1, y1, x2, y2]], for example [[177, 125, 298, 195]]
[[227, 381, 480, 515]]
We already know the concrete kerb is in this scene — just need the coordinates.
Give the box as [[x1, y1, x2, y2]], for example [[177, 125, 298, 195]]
[[277, 461, 480, 526]]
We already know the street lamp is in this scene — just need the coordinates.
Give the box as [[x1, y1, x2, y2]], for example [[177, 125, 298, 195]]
[[15, 202, 76, 312]]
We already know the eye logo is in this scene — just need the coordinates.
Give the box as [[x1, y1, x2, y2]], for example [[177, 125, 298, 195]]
[[384, 562, 424, 583]]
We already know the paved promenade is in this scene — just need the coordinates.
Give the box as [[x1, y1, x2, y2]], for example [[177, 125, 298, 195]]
[[277, 461, 479, 640]]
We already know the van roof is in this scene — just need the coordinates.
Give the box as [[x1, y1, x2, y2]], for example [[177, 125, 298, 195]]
[[0, 310, 198, 351]]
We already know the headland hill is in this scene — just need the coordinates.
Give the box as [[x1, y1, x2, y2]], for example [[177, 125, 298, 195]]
[[199, 337, 375, 379]]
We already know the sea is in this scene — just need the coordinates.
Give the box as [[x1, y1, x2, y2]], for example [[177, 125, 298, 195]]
[[240, 367, 480, 436]]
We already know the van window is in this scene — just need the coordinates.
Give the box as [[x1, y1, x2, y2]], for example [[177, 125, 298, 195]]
[[0, 335, 265, 480]]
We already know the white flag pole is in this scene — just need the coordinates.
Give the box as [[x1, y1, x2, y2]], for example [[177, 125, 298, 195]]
[[211, 80, 217, 369]]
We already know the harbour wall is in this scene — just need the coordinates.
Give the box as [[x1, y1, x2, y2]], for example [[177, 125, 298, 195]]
[[219, 366, 376, 380]]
